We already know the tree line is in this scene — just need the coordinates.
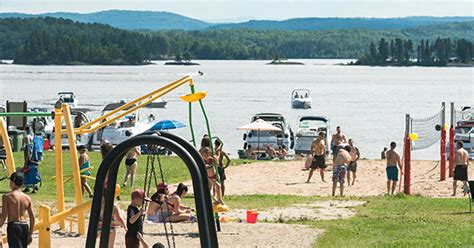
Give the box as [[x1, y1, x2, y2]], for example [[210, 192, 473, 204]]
[[355, 38, 473, 66], [0, 17, 472, 65]]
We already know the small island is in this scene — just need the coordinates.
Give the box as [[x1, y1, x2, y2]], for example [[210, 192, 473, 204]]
[[352, 37, 473, 67], [267, 59, 305, 65], [165, 53, 200, 66]]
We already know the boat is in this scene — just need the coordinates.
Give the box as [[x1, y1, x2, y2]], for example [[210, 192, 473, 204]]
[[85, 102, 154, 146], [58, 92, 78, 108], [291, 89, 312, 109], [49, 110, 91, 148], [242, 113, 294, 151], [293, 116, 330, 155], [447, 106, 474, 159]]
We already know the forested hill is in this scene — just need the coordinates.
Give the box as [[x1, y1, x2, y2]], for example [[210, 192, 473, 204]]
[[0, 10, 210, 30], [210, 16, 474, 31], [1, 10, 473, 31], [0, 17, 472, 64]]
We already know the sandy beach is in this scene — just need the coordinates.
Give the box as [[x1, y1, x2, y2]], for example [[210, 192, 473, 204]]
[[27, 159, 473, 247]]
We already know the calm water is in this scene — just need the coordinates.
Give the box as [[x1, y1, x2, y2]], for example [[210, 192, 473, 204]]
[[0, 59, 472, 159]]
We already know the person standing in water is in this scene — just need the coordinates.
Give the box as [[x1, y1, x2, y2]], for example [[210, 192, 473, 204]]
[[386, 142, 402, 195], [452, 141, 470, 196], [346, 139, 360, 186], [306, 132, 327, 183], [0, 172, 35, 248], [123, 146, 141, 188]]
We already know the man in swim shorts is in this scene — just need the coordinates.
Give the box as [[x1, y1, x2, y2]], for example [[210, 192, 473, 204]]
[[0, 172, 35, 247], [331, 126, 347, 163], [386, 142, 402, 195], [306, 132, 327, 183], [332, 146, 351, 196], [346, 139, 360, 186], [452, 141, 470, 196]]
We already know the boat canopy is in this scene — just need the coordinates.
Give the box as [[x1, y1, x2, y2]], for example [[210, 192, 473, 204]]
[[299, 116, 329, 123]]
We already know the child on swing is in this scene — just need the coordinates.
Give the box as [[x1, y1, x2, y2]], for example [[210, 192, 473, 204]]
[[200, 147, 225, 206]]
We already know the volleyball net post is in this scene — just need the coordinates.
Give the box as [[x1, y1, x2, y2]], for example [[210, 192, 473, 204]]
[[440, 102, 446, 181], [404, 114, 411, 195], [448, 102, 455, 178]]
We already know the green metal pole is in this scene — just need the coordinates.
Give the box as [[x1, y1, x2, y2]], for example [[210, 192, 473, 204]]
[[188, 102, 196, 147]]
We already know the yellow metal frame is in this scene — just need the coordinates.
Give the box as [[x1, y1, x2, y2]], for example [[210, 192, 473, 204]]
[[0, 76, 200, 247]]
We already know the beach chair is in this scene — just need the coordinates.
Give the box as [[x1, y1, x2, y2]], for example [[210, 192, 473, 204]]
[[468, 181, 474, 213]]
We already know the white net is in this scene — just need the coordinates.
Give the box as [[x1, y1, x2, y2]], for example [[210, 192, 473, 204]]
[[410, 110, 442, 150]]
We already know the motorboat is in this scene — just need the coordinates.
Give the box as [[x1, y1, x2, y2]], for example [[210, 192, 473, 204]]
[[242, 113, 294, 151], [85, 102, 154, 146], [58, 92, 78, 108], [294, 116, 330, 155], [448, 106, 474, 159], [291, 89, 312, 109], [49, 110, 91, 148]]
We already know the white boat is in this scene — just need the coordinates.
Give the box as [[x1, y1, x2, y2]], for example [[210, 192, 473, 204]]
[[447, 106, 474, 159], [291, 89, 312, 109], [58, 92, 78, 108], [49, 110, 91, 148], [294, 116, 330, 155], [242, 113, 294, 151], [86, 102, 153, 146]]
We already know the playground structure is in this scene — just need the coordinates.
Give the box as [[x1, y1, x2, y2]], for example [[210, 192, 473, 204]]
[[0, 75, 222, 247], [402, 102, 460, 194]]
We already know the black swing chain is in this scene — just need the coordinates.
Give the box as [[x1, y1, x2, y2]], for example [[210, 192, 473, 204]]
[[156, 152, 176, 248]]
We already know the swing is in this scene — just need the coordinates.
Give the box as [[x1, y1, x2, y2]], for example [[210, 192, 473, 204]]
[[143, 144, 176, 248]]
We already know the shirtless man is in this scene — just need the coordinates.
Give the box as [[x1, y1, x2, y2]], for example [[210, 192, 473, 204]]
[[452, 141, 470, 196], [331, 126, 347, 163], [346, 139, 360, 186], [332, 146, 351, 196], [0, 172, 35, 247], [386, 142, 402, 195], [306, 132, 327, 183]]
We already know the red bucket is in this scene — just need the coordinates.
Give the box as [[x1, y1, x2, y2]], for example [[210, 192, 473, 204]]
[[43, 139, 50, 150], [246, 210, 259, 224]]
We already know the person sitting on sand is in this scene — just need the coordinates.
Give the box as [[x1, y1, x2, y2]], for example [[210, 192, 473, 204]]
[[381, 147, 387, 160], [201, 147, 225, 205], [386, 142, 402, 195], [265, 145, 276, 159], [346, 139, 360, 186], [332, 146, 351, 197], [245, 145, 257, 160], [0, 172, 35, 248], [167, 183, 193, 220], [330, 126, 347, 163], [307, 132, 327, 183], [452, 141, 470, 196], [278, 145, 288, 160], [148, 183, 192, 223]]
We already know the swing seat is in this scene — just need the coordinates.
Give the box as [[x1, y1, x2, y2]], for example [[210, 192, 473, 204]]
[[213, 203, 229, 213], [180, 91, 207, 103]]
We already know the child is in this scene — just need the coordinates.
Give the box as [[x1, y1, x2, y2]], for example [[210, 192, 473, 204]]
[[126, 189, 151, 248], [78, 145, 93, 198], [0, 172, 35, 248]]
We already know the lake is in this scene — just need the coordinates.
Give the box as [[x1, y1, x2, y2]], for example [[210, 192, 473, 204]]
[[0, 59, 472, 159]]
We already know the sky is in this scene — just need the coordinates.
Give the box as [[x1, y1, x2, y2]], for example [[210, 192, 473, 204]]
[[0, 0, 472, 22]]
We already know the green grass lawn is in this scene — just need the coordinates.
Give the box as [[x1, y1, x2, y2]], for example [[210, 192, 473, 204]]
[[1, 151, 250, 206]]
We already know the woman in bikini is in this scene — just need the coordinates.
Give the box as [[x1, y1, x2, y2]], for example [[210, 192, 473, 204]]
[[201, 147, 225, 205], [97, 191, 127, 248], [123, 146, 140, 187], [147, 183, 190, 223]]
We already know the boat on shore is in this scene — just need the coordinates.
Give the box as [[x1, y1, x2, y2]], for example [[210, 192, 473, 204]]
[[242, 113, 294, 151], [294, 116, 330, 155], [291, 89, 312, 109]]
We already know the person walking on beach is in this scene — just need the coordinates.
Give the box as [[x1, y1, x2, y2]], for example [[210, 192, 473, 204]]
[[386, 142, 402, 195], [331, 126, 347, 163], [452, 141, 470, 196], [123, 146, 141, 188], [332, 146, 351, 196], [346, 139, 360, 186], [0, 172, 35, 248], [306, 132, 327, 183]]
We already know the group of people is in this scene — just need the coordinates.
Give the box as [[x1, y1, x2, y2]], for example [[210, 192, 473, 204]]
[[245, 144, 288, 160]]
